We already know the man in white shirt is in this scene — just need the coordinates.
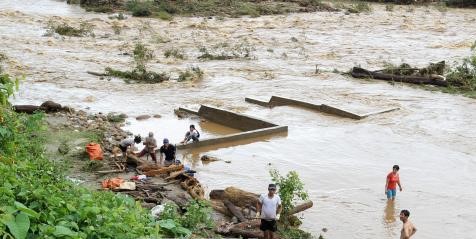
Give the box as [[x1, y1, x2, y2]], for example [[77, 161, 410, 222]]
[[256, 184, 282, 239]]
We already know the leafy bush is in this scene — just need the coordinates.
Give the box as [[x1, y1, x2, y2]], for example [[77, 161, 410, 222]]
[[269, 169, 308, 228], [126, 0, 154, 17], [158, 200, 214, 237], [105, 43, 170, 83], [164, 48, 186, 60], [178, 67, 204, 82], [446, 46, 476, 93], [198, 42, 255, 60], [0, 66, 19, 107], [45, 20, 94, 37]]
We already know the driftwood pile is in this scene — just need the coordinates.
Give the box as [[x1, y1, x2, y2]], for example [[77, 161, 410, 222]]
[[210, 187, 313, 238], [351, 61, 448, 87]]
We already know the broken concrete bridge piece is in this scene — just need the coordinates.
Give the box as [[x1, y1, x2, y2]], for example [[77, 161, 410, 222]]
[[245, 95, 399, 119]]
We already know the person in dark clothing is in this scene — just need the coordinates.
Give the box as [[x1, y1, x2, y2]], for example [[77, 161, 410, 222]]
[[159, 138, 176, 166]]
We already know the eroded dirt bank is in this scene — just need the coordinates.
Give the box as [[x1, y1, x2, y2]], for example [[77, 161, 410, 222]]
[[1, 1, 476, 238]]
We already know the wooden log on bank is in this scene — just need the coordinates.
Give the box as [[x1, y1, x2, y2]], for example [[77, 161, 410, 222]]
[[350, 67, 448, 87], [210, 187, 259, 208], [289, 200, 314, 215], [224, 200, 246, 222]]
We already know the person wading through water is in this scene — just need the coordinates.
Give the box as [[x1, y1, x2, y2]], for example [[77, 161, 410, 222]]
[[256, 184, 282, 239], [385, 165, 402, 200], [400, 209, 417, 239]]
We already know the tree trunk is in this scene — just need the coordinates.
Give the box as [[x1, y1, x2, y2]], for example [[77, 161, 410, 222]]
[[289, 200, 313, 215], [224, 200, 246, 222], [351, 67, 448, 87]]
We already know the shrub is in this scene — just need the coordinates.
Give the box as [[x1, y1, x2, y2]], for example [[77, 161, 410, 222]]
[[126, 0, 154, 17], [269, 169, 308, 228], [178, 67, 204, 82], [164, 48, 186, 59], [446, 46, 476, 92], [158, 200, 214, 237], [45, 20, 94, 37]]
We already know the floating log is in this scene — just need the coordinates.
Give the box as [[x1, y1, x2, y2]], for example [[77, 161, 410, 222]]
[[87, 71, 107, 77], [351, 67, 448, 87], [289, 200, 314, 215], [224, 200, 246, 222]]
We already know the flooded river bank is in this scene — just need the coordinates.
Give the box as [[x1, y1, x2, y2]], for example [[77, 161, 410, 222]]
[[1, 1, 476, 238]]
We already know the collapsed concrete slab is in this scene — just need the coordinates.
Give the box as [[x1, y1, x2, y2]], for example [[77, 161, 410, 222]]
[[176, 105, 288, 150], [245, 96, 399, 120]]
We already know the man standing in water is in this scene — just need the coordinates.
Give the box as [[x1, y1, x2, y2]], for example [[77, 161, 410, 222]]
[[256, 184, 282, 239], [400, 210, 417, 239], [385, 165, 402, 200]]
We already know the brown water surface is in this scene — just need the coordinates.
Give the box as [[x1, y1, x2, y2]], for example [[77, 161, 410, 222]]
[[1, 1, 476, 238]]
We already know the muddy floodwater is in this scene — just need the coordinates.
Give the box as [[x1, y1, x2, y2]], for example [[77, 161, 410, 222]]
[[2, 1, 476, 238]]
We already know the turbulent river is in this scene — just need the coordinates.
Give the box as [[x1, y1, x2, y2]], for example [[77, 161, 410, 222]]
[[1, 1, 476, 238]]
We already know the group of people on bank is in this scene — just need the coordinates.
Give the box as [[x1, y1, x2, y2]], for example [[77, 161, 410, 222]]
[[117, 124, 200, 165]]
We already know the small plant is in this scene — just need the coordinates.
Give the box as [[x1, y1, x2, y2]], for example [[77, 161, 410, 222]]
[[198, 41, 255, 60], [164, 48, 186, 60], [269, 169, 308, 228], [158, 200, 214, 237], [385, 4, 394, 12], [347, 2, 372, 14], [46, 20, 94, 37], [109, 12, 127, 20], [178, 67, 204, 82], [111, 21, 123, 35], [106, 112, 127, 122]]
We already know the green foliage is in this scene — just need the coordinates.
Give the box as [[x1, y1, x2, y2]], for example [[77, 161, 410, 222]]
[[158, 200, 214, 237], [106, 112, 127, 123], [111, 21, 123, 35], [81, 0, 337, 18], [446, 47, 476, 94], [445, 0, 476, 8], [198, 42, 255, 60], [126, 0, 154, 17], [269, 169, 308, 228], [164, 48, 186, 60], [278, 226, 313, 239], [385, 4, 395, 11], [0, 110, 163, 238], [346, 2, 372, 13], [105, 43, 170, 83], [45, 20, 94, 37], [0, 67, 20, 107], [178, 67, 204, 82]]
